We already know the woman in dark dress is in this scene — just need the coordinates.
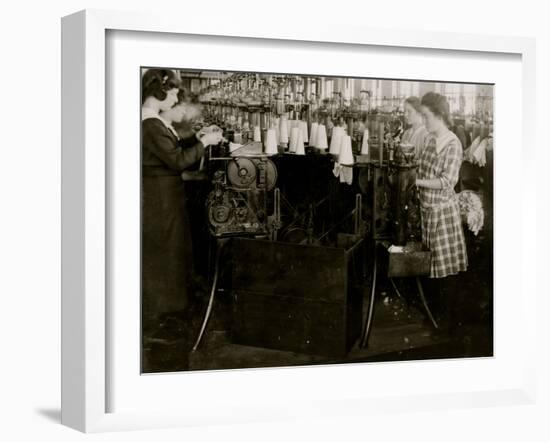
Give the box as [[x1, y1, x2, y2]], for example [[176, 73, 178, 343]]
[[141, 69, 222, 337]]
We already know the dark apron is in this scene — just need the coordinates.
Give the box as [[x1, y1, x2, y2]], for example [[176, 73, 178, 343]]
[[142, 167, 192, 323]]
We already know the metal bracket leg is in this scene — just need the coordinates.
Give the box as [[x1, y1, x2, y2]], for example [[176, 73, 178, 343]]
[[361, 245, 377, 348], [389, 278, 405, 301], [416, 276, 438, 329], [192, 239, 226, 352]]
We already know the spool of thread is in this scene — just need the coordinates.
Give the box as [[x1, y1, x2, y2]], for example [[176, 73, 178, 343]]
[[279, 117, 289, 145], [296, 130, 305, 155], [329, 126, 344, 155], [310, 122, 319, 147], [289, 127, 299, 153], [286, 118, 292, 134], [253, 126, 261, 142], [316, 124, 328, 150], [361, 129, 369, 155], [265, 129, 278, 155], [339, 135, 354, 165], [299, 121, 309, 143], [273, 118, 280, 144]]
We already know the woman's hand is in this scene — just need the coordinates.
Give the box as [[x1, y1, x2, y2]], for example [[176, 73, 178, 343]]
[[199, 132, 223, 147]]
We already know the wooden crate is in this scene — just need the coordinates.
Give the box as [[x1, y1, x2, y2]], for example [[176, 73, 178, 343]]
[[230, 237, 364, 357]]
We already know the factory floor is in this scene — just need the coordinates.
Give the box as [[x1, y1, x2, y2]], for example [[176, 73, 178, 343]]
[[185, 292, 491, 372], [142, 263, 492, 373]]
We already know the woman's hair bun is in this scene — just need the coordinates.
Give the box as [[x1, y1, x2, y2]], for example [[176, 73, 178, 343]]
[[141, 69, 180, 104]]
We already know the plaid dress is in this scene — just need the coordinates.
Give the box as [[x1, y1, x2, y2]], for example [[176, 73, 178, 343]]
[[418, 131, 468, 278]]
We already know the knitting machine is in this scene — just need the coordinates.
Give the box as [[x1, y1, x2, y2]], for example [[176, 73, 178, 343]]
[[356, 126, 421, 245], [206, 142, 280, 238], [387, 142, 422, 245]]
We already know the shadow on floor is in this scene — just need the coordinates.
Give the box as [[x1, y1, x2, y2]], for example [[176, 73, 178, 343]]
[[35, 408, 61, 423]]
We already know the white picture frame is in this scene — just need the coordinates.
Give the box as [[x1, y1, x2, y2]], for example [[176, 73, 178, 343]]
[[61, 9, 537, 433]]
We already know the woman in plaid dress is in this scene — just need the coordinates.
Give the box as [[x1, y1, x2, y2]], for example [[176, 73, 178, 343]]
[[415, 92, 468, 337], [416, 92, 468, 279]]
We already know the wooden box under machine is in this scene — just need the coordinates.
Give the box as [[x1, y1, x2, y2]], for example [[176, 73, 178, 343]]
[[230, 235, 364, 358]]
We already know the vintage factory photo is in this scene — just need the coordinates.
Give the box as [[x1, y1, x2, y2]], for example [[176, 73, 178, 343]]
[[140, 68, 493, 373]]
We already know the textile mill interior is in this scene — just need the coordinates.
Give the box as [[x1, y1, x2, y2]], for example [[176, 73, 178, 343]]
[[140, 69, 494, 373]]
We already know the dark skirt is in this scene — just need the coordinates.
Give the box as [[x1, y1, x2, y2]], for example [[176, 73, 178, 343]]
[[142, 175, 192, 322]]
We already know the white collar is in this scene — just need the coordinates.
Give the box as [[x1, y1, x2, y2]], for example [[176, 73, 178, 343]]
[[141, 106, 160, 121], [141, 107, 179, 139]]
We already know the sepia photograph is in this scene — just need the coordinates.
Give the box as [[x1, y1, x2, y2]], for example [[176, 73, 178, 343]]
[[140, 68, 494, 373]]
